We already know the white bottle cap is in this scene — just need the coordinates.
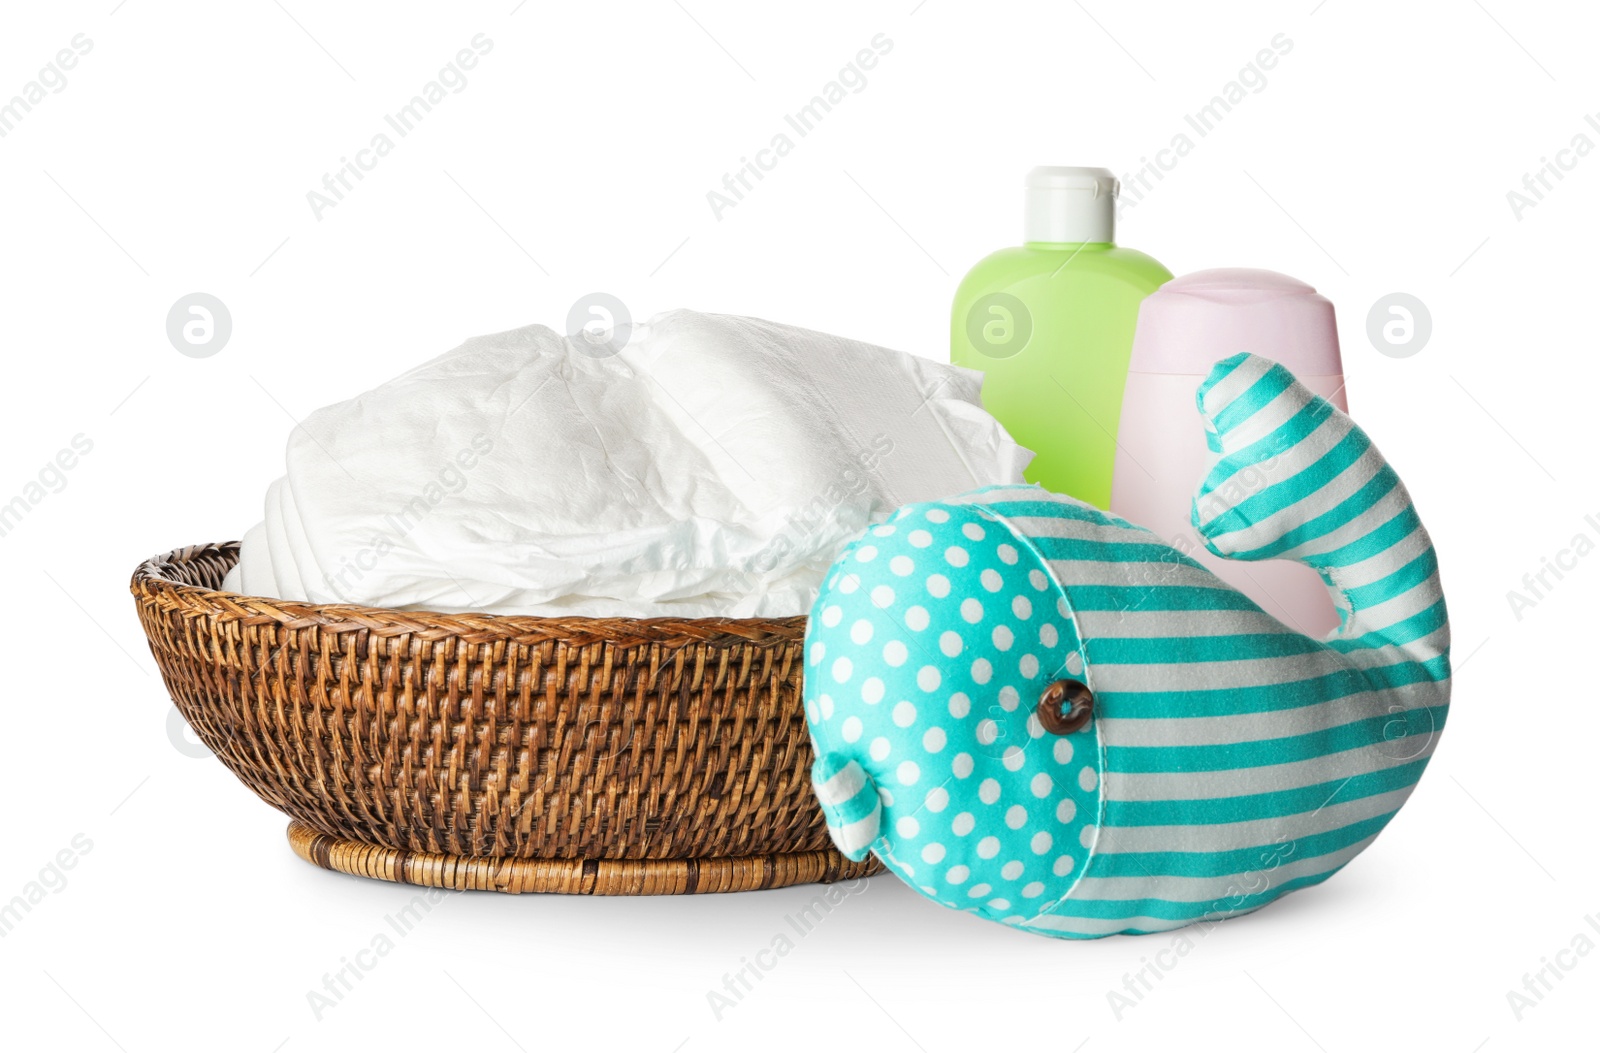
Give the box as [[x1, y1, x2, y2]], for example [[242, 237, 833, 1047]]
[[1024, 166, 1117, 244]]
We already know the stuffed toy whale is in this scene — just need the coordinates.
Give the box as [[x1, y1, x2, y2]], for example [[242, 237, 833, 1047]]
[[803, 353, 1449, 938]]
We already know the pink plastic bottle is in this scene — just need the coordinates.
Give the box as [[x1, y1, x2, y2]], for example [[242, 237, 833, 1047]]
[[1110, 268, 1348, 637]]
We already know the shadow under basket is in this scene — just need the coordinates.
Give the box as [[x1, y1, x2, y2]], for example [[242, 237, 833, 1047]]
[[131, 543, 881, 894]]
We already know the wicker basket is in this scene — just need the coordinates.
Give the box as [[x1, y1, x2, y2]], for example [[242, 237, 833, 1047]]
[[131, 543, 881, 894]]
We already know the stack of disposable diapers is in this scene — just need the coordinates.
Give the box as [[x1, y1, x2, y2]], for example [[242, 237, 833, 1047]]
[[224, 309, 1030, 616]]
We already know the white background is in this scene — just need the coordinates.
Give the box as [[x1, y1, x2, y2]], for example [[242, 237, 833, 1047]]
[[1, 1, 1594, 1049]]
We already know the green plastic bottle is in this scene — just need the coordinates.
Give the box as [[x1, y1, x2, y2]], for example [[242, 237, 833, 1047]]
[[952, 167, 1171, 509]]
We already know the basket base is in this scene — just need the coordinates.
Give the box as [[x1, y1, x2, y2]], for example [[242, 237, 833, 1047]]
[[287, 821, 882, 895]]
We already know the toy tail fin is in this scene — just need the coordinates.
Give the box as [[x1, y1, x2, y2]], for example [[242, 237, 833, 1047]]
[[1190, 353, 1447, 669]]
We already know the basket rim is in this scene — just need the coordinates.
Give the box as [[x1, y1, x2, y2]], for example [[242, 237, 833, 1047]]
[[131, 541, 808, 645]]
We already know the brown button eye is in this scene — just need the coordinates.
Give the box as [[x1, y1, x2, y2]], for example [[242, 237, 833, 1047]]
[[1037, 679, 1094, 735]]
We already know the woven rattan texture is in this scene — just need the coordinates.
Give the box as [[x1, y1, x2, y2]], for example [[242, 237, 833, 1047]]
[[132, 544, 881, 893]]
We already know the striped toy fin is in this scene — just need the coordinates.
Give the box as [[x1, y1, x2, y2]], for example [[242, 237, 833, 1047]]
[[1190, 353, 1447, 666], [811, 751, 881, 863]]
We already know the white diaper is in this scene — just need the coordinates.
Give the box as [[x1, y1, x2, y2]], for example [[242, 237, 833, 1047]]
[[223, 309, 1030, 617]]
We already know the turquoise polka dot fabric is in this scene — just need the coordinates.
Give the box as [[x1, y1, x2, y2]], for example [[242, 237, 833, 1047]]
[[805, 501, 1105, 926], [804, 354, 1451, 939]]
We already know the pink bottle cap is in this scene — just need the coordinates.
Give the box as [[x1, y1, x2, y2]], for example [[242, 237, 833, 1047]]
[[1129, 268, 1343, 377]]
